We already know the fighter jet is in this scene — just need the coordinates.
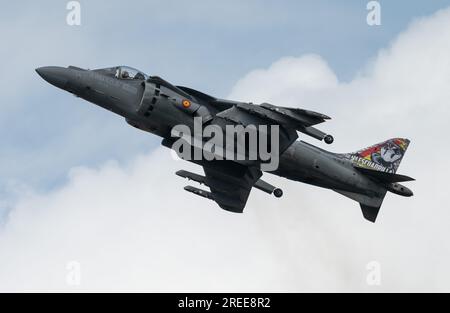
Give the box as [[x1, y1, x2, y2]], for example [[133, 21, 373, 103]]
[[36, 65, 414, 222]]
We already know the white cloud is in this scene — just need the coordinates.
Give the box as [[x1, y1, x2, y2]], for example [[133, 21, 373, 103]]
[[2, 7, 450, 292], [229, 55, 339, 105]]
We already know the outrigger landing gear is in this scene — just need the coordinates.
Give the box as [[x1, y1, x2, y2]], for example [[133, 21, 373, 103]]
[[324, 135, 334, 144]]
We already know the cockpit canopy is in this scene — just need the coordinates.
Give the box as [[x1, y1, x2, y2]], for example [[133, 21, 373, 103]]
[[114, 66, 148, 80]]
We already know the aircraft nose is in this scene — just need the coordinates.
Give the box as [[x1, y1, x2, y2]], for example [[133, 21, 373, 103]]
[[35, 66, 71, 89]]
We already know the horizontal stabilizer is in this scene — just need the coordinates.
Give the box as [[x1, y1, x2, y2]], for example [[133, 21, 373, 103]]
[[360, 204, 381, 223], [334, 189, 386, 208], [334, 189, 386, 223], [355, 166, 415, 183]]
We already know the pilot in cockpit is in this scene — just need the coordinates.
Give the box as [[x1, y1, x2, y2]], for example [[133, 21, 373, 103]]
[[115, 66, 148, 80], [121, 70, 130, 79]]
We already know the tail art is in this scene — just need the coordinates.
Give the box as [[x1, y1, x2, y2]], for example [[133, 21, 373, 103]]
[[349, 138, 410, 173]]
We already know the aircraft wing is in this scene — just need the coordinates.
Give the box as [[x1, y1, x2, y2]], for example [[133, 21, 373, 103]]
[[177, 160, 263, 213], [214, 102, 333, 144], [248, 102, 332, 142], [176, 86, 334, 144]]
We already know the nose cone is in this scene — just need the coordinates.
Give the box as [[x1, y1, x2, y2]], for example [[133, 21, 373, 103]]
[[36, 66, 71, 89]]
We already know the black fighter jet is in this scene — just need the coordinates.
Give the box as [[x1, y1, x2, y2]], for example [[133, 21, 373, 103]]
[[36, 65, 414, 222]]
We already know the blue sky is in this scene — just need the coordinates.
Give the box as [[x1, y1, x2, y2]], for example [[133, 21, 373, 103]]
[[1, 0, 450, 204]]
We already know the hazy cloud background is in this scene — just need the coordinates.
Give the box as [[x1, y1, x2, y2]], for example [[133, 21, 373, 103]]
[[1, 1, 450, 291]]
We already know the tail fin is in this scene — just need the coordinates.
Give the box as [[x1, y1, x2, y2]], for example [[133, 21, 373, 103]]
[[337, 138, 412, 223], [349, 138, 410, 174]]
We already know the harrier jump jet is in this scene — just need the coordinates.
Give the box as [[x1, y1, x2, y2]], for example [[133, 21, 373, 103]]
[[36, 65, 414, 222]]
